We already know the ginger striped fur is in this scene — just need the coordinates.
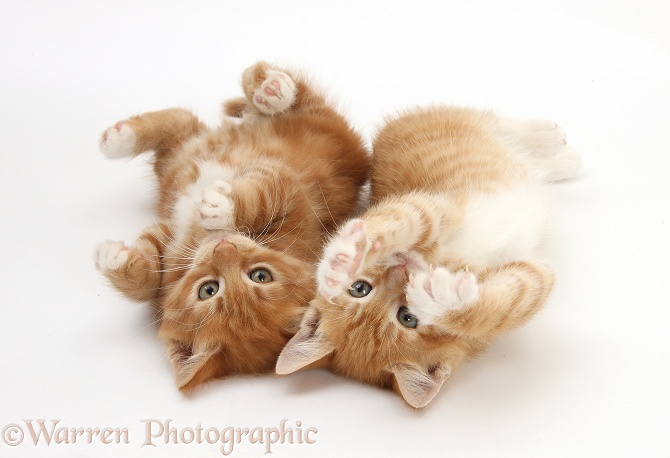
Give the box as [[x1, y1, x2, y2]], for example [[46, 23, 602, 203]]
[[277, 106, 580, 408], [95, 61, 370, 391]]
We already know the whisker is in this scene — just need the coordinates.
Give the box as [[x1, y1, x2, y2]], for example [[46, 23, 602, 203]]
[[149, 212, 199, 256], [316, 181, 335, 238]]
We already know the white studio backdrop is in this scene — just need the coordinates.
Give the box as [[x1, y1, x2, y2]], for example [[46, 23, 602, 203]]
[[0, 1, 669, 457]]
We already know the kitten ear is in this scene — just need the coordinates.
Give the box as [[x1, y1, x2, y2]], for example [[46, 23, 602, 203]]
[[167, 342, 223, 392], [390, 362, 452, 409], [276, 308, 334, 375]]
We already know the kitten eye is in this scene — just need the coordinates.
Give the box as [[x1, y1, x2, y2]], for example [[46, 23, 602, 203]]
[[397, 306, 418, 329], [198, 281, 219, 300], [348, 280, 372, 298], [249, 268, 273, 283]]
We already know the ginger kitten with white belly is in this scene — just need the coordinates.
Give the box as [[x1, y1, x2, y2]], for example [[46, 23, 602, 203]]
[[277, 106, 580, 408], [95, 61, 369, 391]]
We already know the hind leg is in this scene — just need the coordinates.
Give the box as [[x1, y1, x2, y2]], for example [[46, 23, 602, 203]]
[[223, 61, 330, 118], [221, 62, 298, 117], [495, 117, 582, 182]]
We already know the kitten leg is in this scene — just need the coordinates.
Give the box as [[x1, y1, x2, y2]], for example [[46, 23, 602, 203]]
[[237, 61, 331, 117], [195, 158, 308, 238], [99, 108, 206, 166], [361, 193, 464, 262], [407, 260, 554, 338], [494, 117, 581, 182], [227, 160, 305, 233], [95, 223, 172, 302], [317, 192, 459, 300], [317, 219, 372, 301]]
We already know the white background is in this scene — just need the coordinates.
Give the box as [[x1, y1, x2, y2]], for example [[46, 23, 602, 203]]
[[1, 0, 669, 457]]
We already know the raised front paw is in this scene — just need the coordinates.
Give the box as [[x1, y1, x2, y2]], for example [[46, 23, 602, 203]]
[[94, 240, 160, 301], [99, 121, 136, 158], [406, 266, 479, 323], [198, 180, 235, 230], [316, 219, 378, 302], [252, 70, 296, 115], [95, 241, 132, 272]]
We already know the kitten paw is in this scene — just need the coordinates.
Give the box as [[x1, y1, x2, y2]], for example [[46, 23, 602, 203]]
[[99, 121, 136, 158], [252, 70, 296, 115], [198, 180, 235, 230], [527, 119, 568, 153], [526, 120, 581, 181], [95, 241, 131, 271], [317, 219, 377, 301], [498, 116, 581, 181], [406, 266, 479, 323], [526, 119, 561, 133]]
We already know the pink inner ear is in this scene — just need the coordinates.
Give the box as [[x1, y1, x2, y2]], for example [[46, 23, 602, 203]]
[[275, 309, 334, 375], [167, 341, 220, 390], [391, 362, 451, 409], [167, 342, 193, 372], [275, 334, 333, 375]]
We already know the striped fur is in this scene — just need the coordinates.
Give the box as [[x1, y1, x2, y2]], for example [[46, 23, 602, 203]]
[[95, 62, 370, 391], [277, 107, 580, 408]]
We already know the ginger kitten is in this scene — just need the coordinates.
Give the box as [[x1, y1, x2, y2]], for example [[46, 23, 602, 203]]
[[277, 106, 580, 408], [95, 61, 369, 391]]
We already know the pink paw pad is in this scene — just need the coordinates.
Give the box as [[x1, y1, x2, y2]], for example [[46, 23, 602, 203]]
[[102, 121, 124, 143], [263, 80, 282, 96], [252, 70, 296, 115]]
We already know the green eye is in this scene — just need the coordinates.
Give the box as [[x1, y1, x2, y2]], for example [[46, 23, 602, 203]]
[[397, 306, 418, 329], [198, 281, 219, 300], [348, 280, 372, 298], [249, 268, 273, 283]]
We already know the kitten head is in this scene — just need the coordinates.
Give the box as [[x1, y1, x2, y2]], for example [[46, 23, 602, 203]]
[[158, 233, 314, 392], [276, 254, 484, 408]]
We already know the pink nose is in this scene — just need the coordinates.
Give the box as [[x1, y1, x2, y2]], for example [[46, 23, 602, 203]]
[[214, 239, 237, 255]]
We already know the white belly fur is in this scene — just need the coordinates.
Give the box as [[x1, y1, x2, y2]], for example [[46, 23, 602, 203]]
[[439, 185, 548, 270]]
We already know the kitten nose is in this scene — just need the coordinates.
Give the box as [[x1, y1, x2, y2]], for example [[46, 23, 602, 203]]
[[214, 239, 237, 256]]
